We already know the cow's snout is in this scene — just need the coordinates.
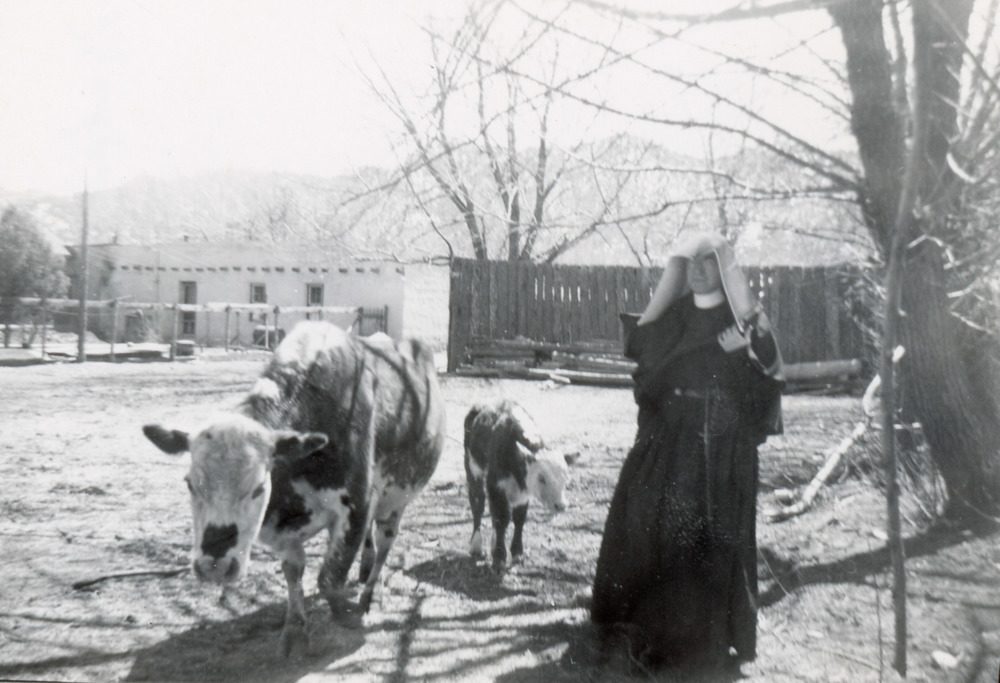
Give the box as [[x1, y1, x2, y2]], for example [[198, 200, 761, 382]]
[[193, 555, 241, 583], [553, 500, 567, 513]]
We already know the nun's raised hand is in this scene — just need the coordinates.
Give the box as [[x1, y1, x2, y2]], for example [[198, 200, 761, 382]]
[[717, 324, 751, 353]]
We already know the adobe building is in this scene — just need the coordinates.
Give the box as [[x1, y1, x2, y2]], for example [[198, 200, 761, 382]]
[[68, 242, 421, 346]]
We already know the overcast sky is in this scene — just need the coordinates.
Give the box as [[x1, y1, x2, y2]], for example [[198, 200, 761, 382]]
[[0, 0, 846, 196]]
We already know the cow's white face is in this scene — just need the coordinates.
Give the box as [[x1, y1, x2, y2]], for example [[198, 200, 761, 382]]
[[142, 414, 327, 584], [522, 445, 579, 512]]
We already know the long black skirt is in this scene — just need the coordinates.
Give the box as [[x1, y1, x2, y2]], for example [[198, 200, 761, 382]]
[[591, 392, 759, 668]]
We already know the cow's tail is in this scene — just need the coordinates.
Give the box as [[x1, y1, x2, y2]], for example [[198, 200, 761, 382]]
[[463, 405, 483, 448], [406, 339, 437, 375]]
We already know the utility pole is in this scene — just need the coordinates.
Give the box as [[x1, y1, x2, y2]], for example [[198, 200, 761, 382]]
[[77, 179, 89, 363]]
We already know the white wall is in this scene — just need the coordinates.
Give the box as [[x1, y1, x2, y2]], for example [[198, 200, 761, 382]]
[[85, 245, 406, 344], [401, 263, 450, 350], [82, 244, 455, 348]]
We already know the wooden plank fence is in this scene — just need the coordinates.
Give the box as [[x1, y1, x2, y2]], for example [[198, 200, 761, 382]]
[[448, 258, 867, 372]]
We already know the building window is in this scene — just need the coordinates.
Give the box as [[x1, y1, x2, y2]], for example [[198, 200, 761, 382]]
[[250, 283, 267, 303], [179, 281, 197, 336], [307, 283, 324, 306]]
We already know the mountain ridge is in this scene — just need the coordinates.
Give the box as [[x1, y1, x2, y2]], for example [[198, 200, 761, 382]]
[[1, 144, 867, 266]]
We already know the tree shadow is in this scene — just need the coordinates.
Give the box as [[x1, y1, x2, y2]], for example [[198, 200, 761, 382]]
[[406, 552, 539, 601], [493, 619, 747, 683], [125, 597, 364, 682], [759, 522, 998, 608]]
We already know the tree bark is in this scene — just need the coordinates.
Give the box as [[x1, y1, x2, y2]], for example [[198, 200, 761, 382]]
[[828, 0, 903, 249], [832, 0, 1000, 518], [899, 243, 1000, 516]]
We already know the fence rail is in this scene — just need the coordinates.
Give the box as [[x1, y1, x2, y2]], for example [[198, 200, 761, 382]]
[[447, 258, 868, 371], [1, 297, 388, 362]]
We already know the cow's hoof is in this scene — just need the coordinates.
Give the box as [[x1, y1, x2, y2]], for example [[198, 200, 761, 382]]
[[510, 552, 524, 565], [359, 589, 374, 614], [469, 547, 485, 559], [491, 559, 508, 575], [469, 531, 484, 558], [328, 596, 364, 629], [279, 623, 309, 659]]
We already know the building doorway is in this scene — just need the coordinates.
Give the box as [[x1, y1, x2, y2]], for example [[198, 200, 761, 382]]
[[179, 281, 197, 338]]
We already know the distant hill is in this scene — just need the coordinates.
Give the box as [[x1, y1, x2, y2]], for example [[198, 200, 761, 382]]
[[0, 170, 354, 248], [1, 143, 870, 267]]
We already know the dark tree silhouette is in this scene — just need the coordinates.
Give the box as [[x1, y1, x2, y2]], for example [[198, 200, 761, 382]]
[[0, 207, 68, 347]]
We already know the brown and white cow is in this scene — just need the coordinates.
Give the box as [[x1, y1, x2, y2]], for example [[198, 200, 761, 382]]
[[142, 322, 445, 656], [463, 400, 578, 572]]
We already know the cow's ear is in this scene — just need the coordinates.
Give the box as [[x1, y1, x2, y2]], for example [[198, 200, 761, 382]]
[[564, 451, 581, 467], [143, 424, 189, 454], [274, 431, 329, 463]]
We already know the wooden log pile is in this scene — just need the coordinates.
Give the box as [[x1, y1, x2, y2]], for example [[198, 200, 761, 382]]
[[782, 358, 864, 394], [457, 337, 864, 394], [457, 337, 636, 387]]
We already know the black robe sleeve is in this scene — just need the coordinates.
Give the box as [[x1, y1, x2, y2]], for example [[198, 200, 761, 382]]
[[744, 329, 784, 442], [620, 303, 690, 407]]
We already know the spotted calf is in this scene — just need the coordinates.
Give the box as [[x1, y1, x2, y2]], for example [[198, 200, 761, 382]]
[[463, 400, 579, 572], [143, 322, 445, 656]]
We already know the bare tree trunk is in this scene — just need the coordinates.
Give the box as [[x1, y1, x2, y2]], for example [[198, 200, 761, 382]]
[[899, 244, 1000, 517], [829, 0, 902, 247], [463, 211, 489, 260], [832, 0, 999, 518]]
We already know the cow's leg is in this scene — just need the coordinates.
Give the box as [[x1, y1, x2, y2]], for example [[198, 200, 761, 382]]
[[359, 502, 405, 613], [466, 470, 487, 558], [510, 502, 529, 563], [359, 526, 375, 583], [318, 501, 369, 628], [279, 541, 309, 658], [488, 485, 511, 572], [319, 369, 377, 628]]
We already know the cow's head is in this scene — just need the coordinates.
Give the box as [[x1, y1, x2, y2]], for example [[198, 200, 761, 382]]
[[142, 414, 327, 584], [522, 445, 580, 512]]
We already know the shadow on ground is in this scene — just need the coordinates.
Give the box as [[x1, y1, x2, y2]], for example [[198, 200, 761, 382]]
[[491, 619, 747, 683], [758, 520, 999, 608], [126, 597, 364, 682], [407, 553, 540, 601]]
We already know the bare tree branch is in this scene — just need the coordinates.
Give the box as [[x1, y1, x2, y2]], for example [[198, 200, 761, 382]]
[[673, 34, 853, 119], [574, 0, 847, 25], [511, 2, 860, 183]]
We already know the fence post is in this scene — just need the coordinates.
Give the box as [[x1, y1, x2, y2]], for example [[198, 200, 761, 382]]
[[169, 305, 179, 361], [224, 306, 231, 352], [263, 313, 270, 350], [273, 306, 280, 346], [110, 300, 119, 362], [40, 302, 48, 357], [447, 261, 465, 372]]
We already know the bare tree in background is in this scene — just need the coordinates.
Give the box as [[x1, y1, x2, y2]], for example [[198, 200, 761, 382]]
[[355, 2, 709, 264]]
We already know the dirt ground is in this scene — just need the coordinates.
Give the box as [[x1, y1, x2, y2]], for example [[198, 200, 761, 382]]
[[0, 358, 998, 682]]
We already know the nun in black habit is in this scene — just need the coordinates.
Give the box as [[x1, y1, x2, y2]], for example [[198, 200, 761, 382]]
[[591, 232, 784, 671]]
